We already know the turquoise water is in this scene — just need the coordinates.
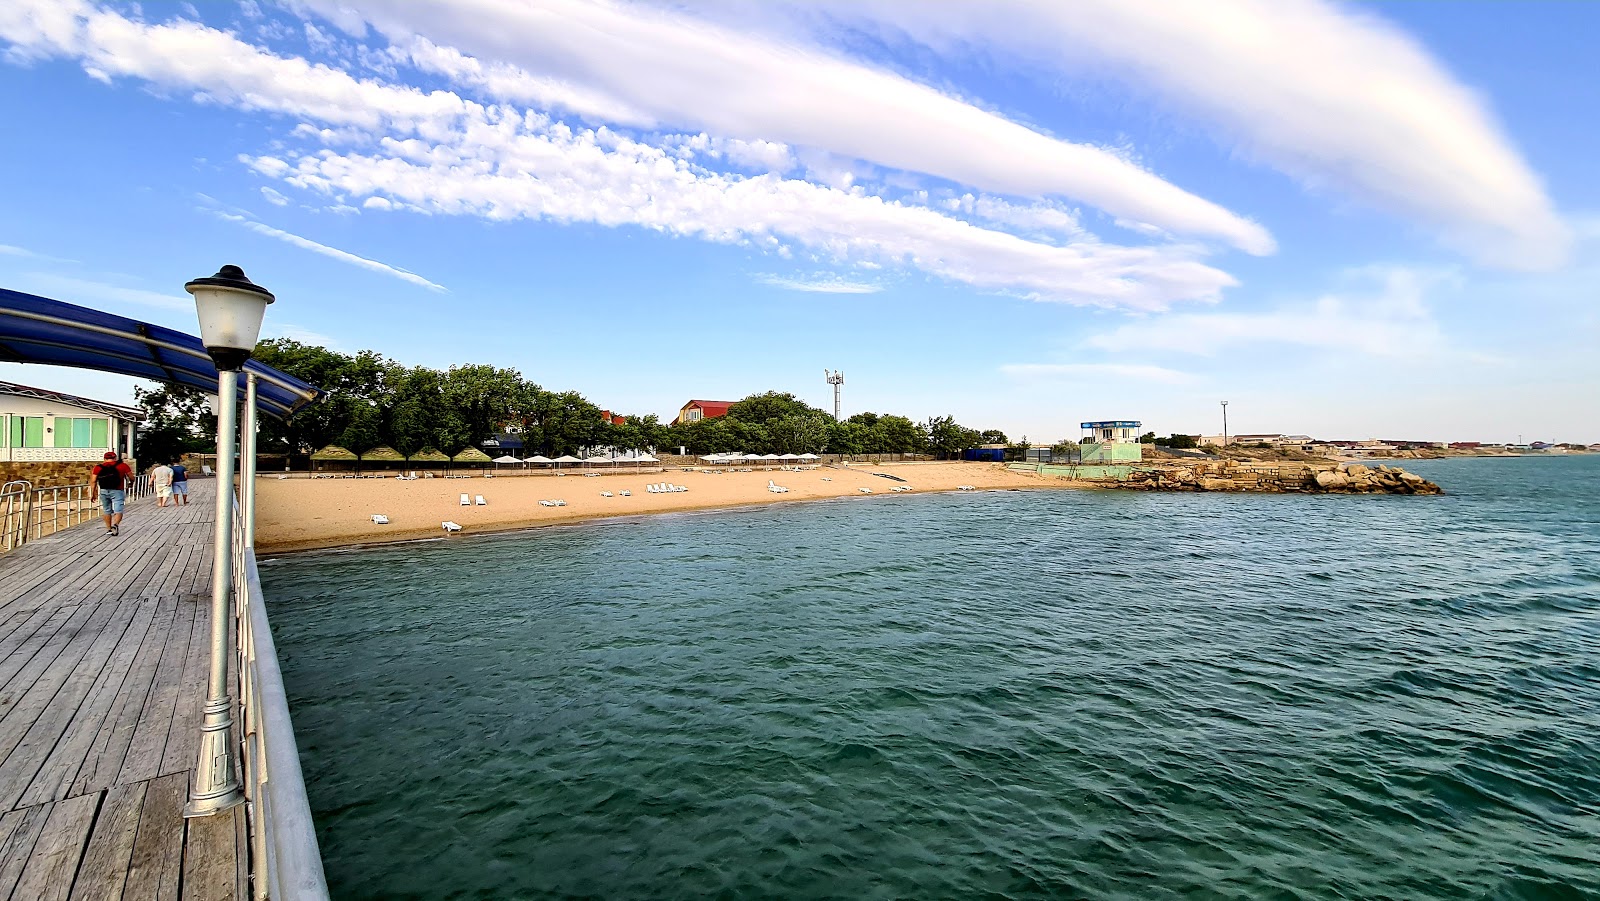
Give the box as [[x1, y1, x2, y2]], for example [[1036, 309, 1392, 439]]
[[261, 456, 1600, 899]]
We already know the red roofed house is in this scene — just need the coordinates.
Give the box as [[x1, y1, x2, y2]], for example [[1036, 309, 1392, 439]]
[[676, 400, 734, 425]]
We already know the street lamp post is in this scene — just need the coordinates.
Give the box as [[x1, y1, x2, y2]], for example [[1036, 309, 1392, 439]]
[[183, 265, 274, 818], [1221, 401, 1229, 448]]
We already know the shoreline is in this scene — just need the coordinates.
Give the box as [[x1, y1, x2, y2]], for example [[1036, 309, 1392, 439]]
[[254, 462, 1045, 555]]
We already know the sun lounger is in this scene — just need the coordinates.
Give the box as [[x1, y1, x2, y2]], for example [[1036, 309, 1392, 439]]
[[475, 495, 487, 505], [539, 499, 555, 507], [820, 477, 831, 481], [441, 521, 461, 532], [859, 487, 872, 493], [601, 491, 613, 497], [460, 493, 471, 505], [552, 499, 566, 506], [371, 514, 389, 524], [620, 490, 630, 497], [202, 465, 214, 476]]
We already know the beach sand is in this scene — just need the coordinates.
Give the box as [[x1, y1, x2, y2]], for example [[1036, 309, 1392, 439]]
[[254, 462, 1046, 553]]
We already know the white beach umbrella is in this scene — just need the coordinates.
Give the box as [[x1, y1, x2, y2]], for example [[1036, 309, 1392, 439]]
[[798, 453, 820, 460], [743, 453, 763, 461], [553, 454, 582, 471], [779, 453, 801, 460], [760, 454, 781, 461], [523, 454, 553, 466], [635, 453, 659, 463], [492, 454, 521, 464]]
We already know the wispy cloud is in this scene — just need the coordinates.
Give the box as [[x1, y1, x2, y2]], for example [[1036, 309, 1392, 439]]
[[758, 275, 881, 294], [22, 272, 190, 310], [263, 322, 345, 350], [0, 0, 1241, 310], [1084, 266, 1456, 358], [259, 186, 289, 206], [0, 243, 77, 264], [210, 211, 447, 292], [1001, 362, 1194, 385], [301, 0, 1274, 253], [799, 0, 1569, 270]]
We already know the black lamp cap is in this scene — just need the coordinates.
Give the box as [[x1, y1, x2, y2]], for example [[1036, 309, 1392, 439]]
[[185, 265, 275, 303]]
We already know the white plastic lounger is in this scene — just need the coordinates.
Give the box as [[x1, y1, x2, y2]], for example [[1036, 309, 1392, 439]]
[[371, 514, 389, 524], [552, 499, 567, 506], [539, 500, 555, 507], [820, 477, 831, 482], [620, 490, 631, 497], [601, 491, 613, 497], [858, 487, 872, 493], [460, 493, 471, 505], [442, 521, 462, 532], [202, 465, 214, 476], [475, 495, 487, 505]]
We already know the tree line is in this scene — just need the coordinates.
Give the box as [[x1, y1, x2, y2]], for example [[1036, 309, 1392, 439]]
[[133, 340, 1015, 462]]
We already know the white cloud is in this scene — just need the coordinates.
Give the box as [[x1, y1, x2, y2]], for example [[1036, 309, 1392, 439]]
[[1084, 266, 1455, 358], [1000, 362, 1194, 385], [796, 0, 1570, 270], [0, 0, 1240, 310], [264, 322, 345, 350], [259, 186, 290, 206], [21, 272, 191, 310], [291, 0, 1275, 253], [211, 211, 448, 291], [758, 275, 881, 294]]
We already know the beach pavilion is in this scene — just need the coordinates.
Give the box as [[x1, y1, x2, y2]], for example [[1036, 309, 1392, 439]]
[[310, 444, 358, 473], [523, 454, 553, 470], [552, 454, 583, 472]]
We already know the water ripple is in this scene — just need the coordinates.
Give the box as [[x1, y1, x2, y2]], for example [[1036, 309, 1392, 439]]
[[264, 456, 1600, 899]]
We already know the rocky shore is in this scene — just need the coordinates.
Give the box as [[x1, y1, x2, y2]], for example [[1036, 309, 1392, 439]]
[[1114, 461, 1442, 495]]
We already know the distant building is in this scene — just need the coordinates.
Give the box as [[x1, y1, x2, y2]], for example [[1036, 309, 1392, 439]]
[[1449, 442, 1482, 450], [2, 381, 142, 484], [676, 399, 734, 425], [599, 409, 627, 426], [962, 443, 1007, 462], [1080, 420, 1143, 463]]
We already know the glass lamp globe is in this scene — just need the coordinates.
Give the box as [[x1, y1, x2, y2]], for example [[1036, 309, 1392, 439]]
[[185, 265, 275, 371]]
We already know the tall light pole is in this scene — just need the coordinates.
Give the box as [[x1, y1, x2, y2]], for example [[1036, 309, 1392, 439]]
[[184, 265, 273, 818], [1221, 400, 1229, 448], [825, 369, 844, 420]]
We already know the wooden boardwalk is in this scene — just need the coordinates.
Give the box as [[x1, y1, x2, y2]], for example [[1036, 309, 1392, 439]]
[[0, 481, 246, 900]]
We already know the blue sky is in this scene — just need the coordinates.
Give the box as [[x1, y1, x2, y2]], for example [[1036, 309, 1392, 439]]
[[1, 0, 1596, 444]]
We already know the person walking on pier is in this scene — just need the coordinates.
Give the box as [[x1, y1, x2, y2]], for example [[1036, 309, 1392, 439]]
[[169, 460, 189, 505], [149, 461, 174, 507], [92, 451, 132, 536]]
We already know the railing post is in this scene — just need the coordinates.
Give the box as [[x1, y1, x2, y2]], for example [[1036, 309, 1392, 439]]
[[243, 372, 259, 549]]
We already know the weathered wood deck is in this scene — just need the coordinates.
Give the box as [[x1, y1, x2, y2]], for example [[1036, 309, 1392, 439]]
[[0, 481, 246, 899]]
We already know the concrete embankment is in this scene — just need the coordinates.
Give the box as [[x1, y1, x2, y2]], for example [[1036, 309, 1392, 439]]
[[1014, 461, 1443, 495]]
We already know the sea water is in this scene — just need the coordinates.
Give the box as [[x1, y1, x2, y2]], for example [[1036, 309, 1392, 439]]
[[260, 455, 1600, 899]]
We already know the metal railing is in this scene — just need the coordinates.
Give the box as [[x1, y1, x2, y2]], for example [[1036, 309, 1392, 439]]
[[231, 502, 331, 900], [0, 478, 151, 551]]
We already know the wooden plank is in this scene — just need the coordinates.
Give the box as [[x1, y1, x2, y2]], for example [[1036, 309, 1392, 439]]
[[0, 599, 105, 765], [68, 596, 178, 798], [0, 606, 79, 711], [9, 792, 99, 901], [117, 597, 199, 786], [15, 597, 161, 809], [66, 780, 145, 901], [120, 773, 185, 901], [0, 586, 144, 810], [179, 805, 242, 901], [159, 599, 210, 778], [0, 804, 53, 899]]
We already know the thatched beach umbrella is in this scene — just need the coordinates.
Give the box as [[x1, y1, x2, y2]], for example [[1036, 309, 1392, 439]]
[[358, 445, 405, 475], [408, 447, 450, 463], [310, 444, 357, 473], [452, 446, 492, 475]]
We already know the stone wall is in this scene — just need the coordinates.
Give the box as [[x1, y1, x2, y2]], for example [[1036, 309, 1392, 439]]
[[1, 458, 139, 488]]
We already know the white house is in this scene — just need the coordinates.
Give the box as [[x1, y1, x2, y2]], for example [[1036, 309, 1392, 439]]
[[1, 381, 140, 466]]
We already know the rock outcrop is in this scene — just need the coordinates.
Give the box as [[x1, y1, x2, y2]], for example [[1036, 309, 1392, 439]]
[[1107, 460, 1441, 495]]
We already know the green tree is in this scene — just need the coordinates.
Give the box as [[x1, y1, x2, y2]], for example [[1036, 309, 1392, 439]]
[[923, 415, 981, 459], [980, 429, 1009, 445], [827, 420, 870, 455], [133, 383, 212, 462], [1139, 431, 1157, 444], [726, 391, 827, 425]]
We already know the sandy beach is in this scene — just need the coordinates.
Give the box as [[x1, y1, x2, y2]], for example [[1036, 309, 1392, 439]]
[[254, 462, 1045, 553]]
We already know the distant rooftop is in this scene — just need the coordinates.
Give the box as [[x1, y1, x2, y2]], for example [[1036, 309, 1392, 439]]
[[0, 380, 142, 420]]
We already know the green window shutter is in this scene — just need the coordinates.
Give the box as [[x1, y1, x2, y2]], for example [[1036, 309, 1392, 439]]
[[91, 419, 109, 448], [73, 418, 93, 448], [54, 418, 73, 448], [24, 417, 44, 448]]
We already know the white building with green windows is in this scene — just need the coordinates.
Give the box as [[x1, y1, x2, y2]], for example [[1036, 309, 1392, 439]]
[[1, 381, 141, 465]]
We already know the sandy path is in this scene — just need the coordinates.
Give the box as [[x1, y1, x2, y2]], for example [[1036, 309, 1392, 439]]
[[254, 462, 1046, 553]]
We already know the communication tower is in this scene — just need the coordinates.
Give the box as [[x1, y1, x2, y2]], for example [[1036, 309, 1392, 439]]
[[824, 369, 844, 420]]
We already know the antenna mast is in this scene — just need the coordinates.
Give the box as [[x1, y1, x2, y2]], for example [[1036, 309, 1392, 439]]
[[824, 369, 844, 420]]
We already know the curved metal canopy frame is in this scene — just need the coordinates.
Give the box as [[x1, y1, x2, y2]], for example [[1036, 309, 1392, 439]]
[[0, 288, 321, 419]]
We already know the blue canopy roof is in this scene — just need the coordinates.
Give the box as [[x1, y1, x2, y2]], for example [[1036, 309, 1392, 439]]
[[0, 288, 321, 419]]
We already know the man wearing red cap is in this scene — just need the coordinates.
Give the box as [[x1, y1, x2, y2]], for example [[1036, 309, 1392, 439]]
[[92, 450, 133, 536]]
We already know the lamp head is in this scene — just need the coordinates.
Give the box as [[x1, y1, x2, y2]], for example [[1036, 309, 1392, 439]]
[[186, 265, 274, 371]]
